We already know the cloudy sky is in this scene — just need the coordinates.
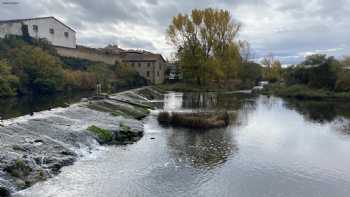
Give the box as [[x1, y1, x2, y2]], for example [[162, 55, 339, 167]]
[[1, 0, 350, 64]]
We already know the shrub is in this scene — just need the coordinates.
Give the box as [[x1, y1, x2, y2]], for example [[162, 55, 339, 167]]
[[0, 59, 19, 97], [9, 45, 65, 94], [63, 70, 97, 91], [158, 111, 230, 129], [335, 69, 350, 92], [264, 84, 335, 99]]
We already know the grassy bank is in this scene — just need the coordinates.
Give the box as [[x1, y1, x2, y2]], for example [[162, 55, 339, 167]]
[[263, 84, 350, 100]]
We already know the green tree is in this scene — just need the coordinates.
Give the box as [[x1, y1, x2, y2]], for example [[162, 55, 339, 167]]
[[167, 8, 242, 86], [9, 46, 64, 94], [336, 56, 350, 91], [261, 54, 282, 82], [302, 54, 327, 65], [238, 61, 262, 87], [87, 63, 116, 92], [0, 59, 19, 97], [283, 54, 340, 91]]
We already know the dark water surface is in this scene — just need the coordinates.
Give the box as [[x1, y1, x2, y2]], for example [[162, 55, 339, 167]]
[[17, 93, 350, 197], [0, 91, 94, 120]]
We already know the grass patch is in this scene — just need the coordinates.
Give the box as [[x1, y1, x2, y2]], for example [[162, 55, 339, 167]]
[[87, 125, 113, 143]]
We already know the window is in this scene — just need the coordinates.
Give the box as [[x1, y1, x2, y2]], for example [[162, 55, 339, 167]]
[[64, 32, 69, 38], [33, 25, 38, 32], [49, 28, 55, 34], [131, 62, 135, 67], [147, 63, 151, 67], [157, 71, 160, 77], [146, 71, 150, 77], [138, 63, 141, 68]]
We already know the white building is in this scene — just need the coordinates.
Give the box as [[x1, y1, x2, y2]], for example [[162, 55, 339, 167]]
[[0, 16, 76, 48]]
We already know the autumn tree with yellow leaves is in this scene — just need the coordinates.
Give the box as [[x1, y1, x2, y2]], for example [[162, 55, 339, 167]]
[[167, 8, 243, 86]]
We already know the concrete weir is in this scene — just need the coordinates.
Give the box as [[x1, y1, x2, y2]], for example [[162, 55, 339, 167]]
[[0, 87, 161, 194]]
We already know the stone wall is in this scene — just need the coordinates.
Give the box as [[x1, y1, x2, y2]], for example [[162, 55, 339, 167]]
[[56, 46, 166, 84], [55, 46, 121, 65]]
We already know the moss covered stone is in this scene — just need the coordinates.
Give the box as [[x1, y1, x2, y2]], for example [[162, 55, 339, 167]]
[[87, 125, 113, 144], [5, 159, 32, 179]]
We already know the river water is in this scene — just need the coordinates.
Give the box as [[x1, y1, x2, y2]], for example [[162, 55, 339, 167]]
[[16, 92, 350, 197], [0, 91, 94, 120]]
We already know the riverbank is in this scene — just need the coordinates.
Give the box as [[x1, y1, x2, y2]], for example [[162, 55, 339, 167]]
[[262, 84, 350, 100], [0, 86, 162, 195]]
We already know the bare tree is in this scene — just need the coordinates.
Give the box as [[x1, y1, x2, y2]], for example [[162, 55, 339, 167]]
[[239, 40, 252, 63]]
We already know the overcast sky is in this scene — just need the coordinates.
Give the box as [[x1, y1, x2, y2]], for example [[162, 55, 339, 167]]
[[1, 0, 350, 64]]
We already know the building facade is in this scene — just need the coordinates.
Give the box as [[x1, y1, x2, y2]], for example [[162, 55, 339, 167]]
[[0, 17, 76, 48], [120, 51, 167, 84], [103, 45, 167, 84]]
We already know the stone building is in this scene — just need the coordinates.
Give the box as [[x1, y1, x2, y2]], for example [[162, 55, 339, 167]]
[[0, 16, 76, 48], [103, 45, 167, 84], [120, 51, 167, 84]]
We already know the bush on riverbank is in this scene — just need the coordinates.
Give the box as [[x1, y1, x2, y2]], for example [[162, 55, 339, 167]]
[[263, 84, 350, 100], [263, 54, 350, 100], [0, 59, 19, 97], [158, 111, 230, 129], [0, 36, 147, 97]]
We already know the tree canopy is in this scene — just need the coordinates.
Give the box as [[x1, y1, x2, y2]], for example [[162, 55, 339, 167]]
[[167, 8, 246, 86]]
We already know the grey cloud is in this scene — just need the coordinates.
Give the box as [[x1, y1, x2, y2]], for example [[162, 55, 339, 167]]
[[146, 0, 159, 5], [0, 0, 349, 64], [80, 35, 156, 51]]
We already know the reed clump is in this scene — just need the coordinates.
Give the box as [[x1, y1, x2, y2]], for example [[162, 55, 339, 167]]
[[158, 111, 230, 129]]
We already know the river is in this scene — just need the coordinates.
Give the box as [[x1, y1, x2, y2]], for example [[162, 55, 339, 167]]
[[0, 91, 94, 120], [15, 92, 350, 197]]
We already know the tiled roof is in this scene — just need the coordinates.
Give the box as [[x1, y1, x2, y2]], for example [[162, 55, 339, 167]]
[[120, 51, 166, 62]]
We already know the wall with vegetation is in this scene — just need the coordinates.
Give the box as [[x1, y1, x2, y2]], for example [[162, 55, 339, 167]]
[[56, 46, 120, 65]]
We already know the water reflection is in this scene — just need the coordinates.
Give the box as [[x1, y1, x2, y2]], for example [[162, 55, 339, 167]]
[[166, 127, 238, 169], [163, 92, 250, 169], [163, 92, 183, 111], [182, 92, 254, 111], [282, 99, 350, 136], [0, 91, 94, 120]]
